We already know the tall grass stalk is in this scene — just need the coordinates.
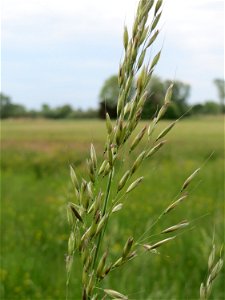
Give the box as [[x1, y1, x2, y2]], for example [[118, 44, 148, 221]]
[[65, 0, 223, 299]]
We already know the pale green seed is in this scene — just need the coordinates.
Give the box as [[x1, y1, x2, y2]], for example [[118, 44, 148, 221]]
[[117, 170, 130, 192], [164, 83, 174, 104], [146, 140, 166, 158], [163, 194, 188, 214], [123, 25, 129, 50], [161, 220, 189, 234], [208, 244, 215, 271], [90, 144, 97, 170], [146, 30, 159, 48], [130, 126, 147, 152], [155, 0, 163, 15], [151, 12, 162, 31], [104, 289, 128, 300], [122, 237, 134, 259], [144, 236, 176, 250], [126, 177, 144, 194], [131, 150, 146, 174], [181, 168, 200, 192], [70, 165, 79, 190], [68, 232, 75, 255], [156, 121, 177, 141]]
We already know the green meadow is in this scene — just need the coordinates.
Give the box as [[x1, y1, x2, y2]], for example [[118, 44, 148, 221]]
[[1, 117, 224, 299]]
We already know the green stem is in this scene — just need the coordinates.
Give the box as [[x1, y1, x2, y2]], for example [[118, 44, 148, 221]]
[[92, 170, 113, 270]]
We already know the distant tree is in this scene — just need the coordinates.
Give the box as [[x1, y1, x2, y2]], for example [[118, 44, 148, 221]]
[[203, 101, 220, 115], [0, 93, 27, 118], [0, 93, 12, 118], [55, 104, 73, 119], [10, 104, 27, 118], [214, 78, 225, 113], [142, 77, 190, 119], [41, 104, 54, 118], [192, 103, 204, 115]]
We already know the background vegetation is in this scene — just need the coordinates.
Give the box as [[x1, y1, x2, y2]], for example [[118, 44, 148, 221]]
[[1, 116, 224, 299], [1, 77, 224, 120]]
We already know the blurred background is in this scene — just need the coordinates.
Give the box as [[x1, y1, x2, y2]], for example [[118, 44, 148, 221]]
[[1, 0, 224, 299]]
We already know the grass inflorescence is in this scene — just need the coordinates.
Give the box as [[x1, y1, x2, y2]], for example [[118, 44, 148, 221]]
[[63, 1, 224, 299]]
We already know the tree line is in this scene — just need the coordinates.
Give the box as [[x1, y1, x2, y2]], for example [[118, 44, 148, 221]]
[[1, 76, 224, 119]]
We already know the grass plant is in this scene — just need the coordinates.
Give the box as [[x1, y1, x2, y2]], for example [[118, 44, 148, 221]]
[[65, 0, 223, 299]]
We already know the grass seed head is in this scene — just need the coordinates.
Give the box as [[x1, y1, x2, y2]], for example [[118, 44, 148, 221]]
[[181, 168, 200, 192], [126, 176, 144, 194], [146, 29, 159, 48], [200, 282, 206, 299], [112, 203, 123, 213], [146, 140, 166, 158], [131, 150, 146, 174], [123, 25, 129, 50], [208, 244, 216, 271], [98, 160, 107, 176], [155, 0, 163, 15], [130, 125, 147, 152], [96, 251, 108, 278], [90, 144, 97, 170], [118, 170, 130, 192], [164, 83, 174, 104], [122, 237, 134, 259], [150, 50, 161, 70], [70, 165, 79, 190], [104, 289, 128, 300], [161, 220, 189, 234], [156, 120, 177, 141], [106, 113, 113, 134], [68, 232, 75, 255], [163, 194, 188, 214], [151, 11, 162, 31], [144, 236, 176, 250], [69, 203, 83, 223]]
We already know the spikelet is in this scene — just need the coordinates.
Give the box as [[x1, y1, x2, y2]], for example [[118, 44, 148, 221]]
[[130, 151, 146, 174], [97, 251, 108, 278], [123, 25, 129, 50], [117, 170, 130, 192], [208, 244, 215, 271], [146, 140, 166, 158], [151, 12, 162, 31], [144, 236, 176, 250], [163, 194, 188, 214], [68, 203, 83, 223], [104, 289, 128, 300], [150, 51, 161, 70], [146, 30, 159, 48], [106, 113, 113, 134], [126, 177, 144, 194], [70, 165, 79, 190], [155, 0, 163, 15], [112, 203, 123, 213], [156, 121, 177, 141], [130, 126, 147, 152], [161, 220, 189, 234], [181, 168, 200, 192], [122, 237, 134, 259], [90, 144, 97, 170]]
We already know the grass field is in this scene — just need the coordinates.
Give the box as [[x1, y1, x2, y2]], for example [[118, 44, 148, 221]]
[[1, 117, 224, 299]]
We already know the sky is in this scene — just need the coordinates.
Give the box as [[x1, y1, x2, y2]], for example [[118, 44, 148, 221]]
[[1, 0, 224, 110]]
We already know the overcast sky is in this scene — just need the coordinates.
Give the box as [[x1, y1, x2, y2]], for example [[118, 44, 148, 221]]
[[2, 0, 224, 109]]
